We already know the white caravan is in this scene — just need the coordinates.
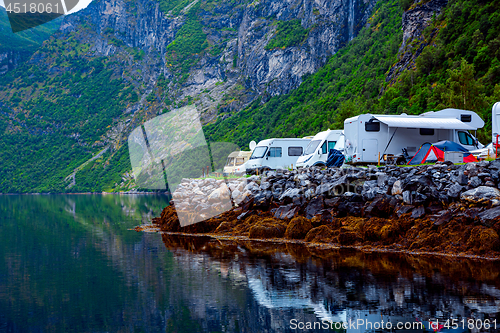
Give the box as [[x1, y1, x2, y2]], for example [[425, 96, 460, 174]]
[[296, 130, 345, 168], [492, 102, 500, 144], [223, 151, 252, 175], [244, 138, 311, 173], [344, 109, 484, 164]]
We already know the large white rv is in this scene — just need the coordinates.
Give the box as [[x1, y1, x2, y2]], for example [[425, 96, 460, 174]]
[[244, 138, 311, 173], [296, 130, 344, 168], [344, 109, 484, 164], [492, 102, 500, 144]]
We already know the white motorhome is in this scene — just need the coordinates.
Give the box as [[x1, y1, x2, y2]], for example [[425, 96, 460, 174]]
[[344, 109, 484, 164], [223, 151, 252, 175], [244, 138, 311, 173], [296, 130, 344, 168], [492, 102, 500, 144]]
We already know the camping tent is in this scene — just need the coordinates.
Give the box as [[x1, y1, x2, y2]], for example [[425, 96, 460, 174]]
[[407, 141, 478, 165]]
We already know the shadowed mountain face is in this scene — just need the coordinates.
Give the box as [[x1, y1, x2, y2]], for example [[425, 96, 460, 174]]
[[0, 6, 61, 74], [1, 194, 499, 332], [0, 0, 377, 193]]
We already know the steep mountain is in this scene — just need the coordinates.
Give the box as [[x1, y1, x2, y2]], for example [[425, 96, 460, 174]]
[[206, 0, 500, 145], [0, 7, 61, 74], [0, 0, 378, 193]]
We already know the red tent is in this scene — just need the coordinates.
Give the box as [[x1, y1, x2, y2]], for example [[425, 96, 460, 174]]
[[408, 141, 478, 165]]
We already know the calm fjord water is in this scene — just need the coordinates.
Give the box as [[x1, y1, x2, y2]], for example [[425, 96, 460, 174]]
[[0, 194, 499, 332]]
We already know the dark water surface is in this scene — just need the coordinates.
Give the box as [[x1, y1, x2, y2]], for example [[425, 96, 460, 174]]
[[1, 195, 500, 333]]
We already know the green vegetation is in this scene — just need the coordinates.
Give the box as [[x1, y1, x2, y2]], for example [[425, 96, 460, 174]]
[[385, 0, 500, 142], [0, 50, 136, 192], [159, 0, 193, 16], [206, 0, 500, 146], [165, 3, 208, 81], [265, 19, 310, 50]]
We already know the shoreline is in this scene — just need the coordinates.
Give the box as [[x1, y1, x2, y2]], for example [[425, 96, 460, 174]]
[[149, 162, 500, 260], [136, 227, 500, 261], [0, 192, 169, 196]]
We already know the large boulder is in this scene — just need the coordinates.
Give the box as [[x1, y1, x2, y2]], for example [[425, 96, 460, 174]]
[[478, 206, 500, 226], [249, 218, 286, 239], [273, 204, 298, 219], [460, 186, 500, 204], [285, 216, 313, 239], [305, 225, 335, 243], [364, 195, 394, 218], [447, 184, 464, 199], [279, 188, 302, 204], [305, 196, 324, 219]]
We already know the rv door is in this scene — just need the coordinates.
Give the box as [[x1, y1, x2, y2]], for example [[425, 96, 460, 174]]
[[362, 139, 378, 162]]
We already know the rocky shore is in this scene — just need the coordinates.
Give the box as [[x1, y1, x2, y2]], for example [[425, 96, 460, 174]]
[[151, 161, 500, 259]]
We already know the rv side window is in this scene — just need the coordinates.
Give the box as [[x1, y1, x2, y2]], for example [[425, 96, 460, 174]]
[[458, 131, 475, 145], [288, 147, 303, 156], [269, 147, 282, 157], [365, 120, 380, 132], [461, 114, 472, 122], [328, 141, 336, 152], [235, 158, 245, 165], [321, 142, 328, 154], [420, 128, 434, 136]]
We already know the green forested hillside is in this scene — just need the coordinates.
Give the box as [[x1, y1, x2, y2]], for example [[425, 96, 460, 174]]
[[0, 46, 137, 193], [205, 0, 500, 146]]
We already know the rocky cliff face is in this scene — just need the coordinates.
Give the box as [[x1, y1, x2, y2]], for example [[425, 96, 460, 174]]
[[0, 50, 22, 74], [59, 0, 378, 122], [386, 0, 448, 83]]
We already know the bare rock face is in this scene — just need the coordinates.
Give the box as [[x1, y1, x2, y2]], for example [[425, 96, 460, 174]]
[[386, 0, 448, 83], [57, 0, 378, 120], [0, 51, 23, 75]]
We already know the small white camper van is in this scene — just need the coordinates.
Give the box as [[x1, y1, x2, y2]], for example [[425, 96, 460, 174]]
[[344, 109, 484, 164], [296, 130, 344, 168], [244, 138, 311, 173], [223, 151, 252, 175]]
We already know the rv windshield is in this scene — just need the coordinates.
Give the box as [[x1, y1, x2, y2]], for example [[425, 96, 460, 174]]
[[250, 146, 268, 159], [304, 140, 321, 155]]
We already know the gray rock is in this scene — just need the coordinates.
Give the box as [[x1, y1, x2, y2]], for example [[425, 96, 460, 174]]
[[391, 180, 403, 196], [411, 206, 426, 218], [447, 184, 464, 198], [273, 204, 298, 219], [461, 186, 500, 204], [279, 188, 302, 203], [478, 206, 500, 226], [305, 196, 324, 219], [468, 176, 482, 188], [403, 191, 412, 204], [376, 172, 387, 187]]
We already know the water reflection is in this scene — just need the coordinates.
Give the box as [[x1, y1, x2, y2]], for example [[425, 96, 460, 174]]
[[161, 235, 500, 332], [0, 195, 499, 332]]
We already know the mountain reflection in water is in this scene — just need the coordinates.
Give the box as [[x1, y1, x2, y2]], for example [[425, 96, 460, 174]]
[[161, 234, 500, 332], [0, 194, 499, 332]]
